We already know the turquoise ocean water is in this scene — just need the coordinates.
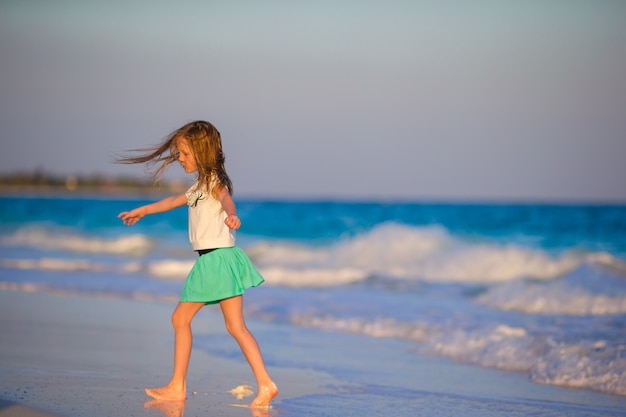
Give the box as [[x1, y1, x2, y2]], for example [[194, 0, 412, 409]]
[[1, 194, 625, 399]]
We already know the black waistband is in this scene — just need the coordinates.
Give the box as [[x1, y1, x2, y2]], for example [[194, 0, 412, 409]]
[[196, 248, 218, 256]]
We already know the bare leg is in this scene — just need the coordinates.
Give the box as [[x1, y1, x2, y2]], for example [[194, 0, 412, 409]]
[[220, 296, 278, 408], [146, 301, 205, 401]]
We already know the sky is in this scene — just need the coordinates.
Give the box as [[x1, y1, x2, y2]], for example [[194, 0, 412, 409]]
[[1, 1, 625, 202]]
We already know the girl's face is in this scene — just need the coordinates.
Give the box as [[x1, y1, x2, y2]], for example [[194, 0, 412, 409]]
[[176, 137, 197, 173]]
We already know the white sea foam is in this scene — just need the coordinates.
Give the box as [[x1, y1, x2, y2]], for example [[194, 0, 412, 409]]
[[420, 324, 540, 372], [530, 340, 626, 396], [0, 281, 179, 303], [0, 256, 191, 282], [292, 313, 539, 372], [477, 278, 626, 315], [1, 227, 153, 255], [290, 312, 626, 396], [0, 255, 190, 281], [0, 258, 110, 272], [422, 325, 626, 396], [250, 223, 616, 285], [291, 314, 430, 341], [258, 267, 368, 287], [147, 260, 194, 279]]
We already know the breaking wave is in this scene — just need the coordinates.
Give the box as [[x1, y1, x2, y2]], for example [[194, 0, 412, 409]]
[[1, 227, 153, 255], [2, 223, 624, 291], [250, 223, 623, 286]]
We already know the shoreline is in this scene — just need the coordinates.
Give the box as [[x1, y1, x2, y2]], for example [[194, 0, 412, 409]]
[[1, 290, 625, 417]]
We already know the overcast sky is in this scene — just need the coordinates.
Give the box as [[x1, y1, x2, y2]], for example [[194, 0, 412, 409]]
[[1, 1, 625, 201]]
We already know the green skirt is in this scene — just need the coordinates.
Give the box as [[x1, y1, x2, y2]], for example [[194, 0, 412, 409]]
[[180, 246, 264, 305]]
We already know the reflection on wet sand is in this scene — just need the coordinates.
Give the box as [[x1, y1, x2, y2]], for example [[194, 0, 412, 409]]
[[144, 399, 274, 417], [249, 406, 273, 417], [144, 400, 185, 417]]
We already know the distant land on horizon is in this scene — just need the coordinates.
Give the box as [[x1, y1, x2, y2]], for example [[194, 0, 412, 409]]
[[0, 169, 188, 194]]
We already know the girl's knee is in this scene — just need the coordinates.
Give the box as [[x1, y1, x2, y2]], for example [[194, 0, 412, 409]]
[[170, 303, 203, 329], [225, 320, 249, 338], [171, 309, 191, 329]]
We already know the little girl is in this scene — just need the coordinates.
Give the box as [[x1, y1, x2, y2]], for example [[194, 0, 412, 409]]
[[117, 120, 278, 408]]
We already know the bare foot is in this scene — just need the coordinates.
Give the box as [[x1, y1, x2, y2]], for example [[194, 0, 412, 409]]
[[144, 399, 186, 417], [249, 382, 278, 408], [145, 385, 186, 401]]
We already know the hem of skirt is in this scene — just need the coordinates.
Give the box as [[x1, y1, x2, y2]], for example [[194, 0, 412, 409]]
[[179, 283, 262, 305]]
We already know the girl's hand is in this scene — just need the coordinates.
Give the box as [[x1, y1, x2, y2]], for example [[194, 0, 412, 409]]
[[117, 195, 184, 226], [224, 214, 241, 230], [118, 209, 144, 226]]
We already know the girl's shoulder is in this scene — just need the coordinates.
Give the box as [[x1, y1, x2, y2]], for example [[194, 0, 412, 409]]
[[186, 174, 217, 192]]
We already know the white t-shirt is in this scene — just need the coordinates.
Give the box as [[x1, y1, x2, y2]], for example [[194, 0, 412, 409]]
[[186, 180, 236, 250]]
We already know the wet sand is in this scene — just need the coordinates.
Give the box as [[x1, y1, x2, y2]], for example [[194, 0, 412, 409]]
[[0, 291, 339, 417], [1, 290, 624, 417]]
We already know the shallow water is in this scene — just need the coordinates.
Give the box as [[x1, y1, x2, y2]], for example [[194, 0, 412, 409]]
[[1, 194, 625, 398]]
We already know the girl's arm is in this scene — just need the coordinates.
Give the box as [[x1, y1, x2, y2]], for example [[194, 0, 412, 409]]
[[218, 187, 241, 230], [118, 193, 188, 226]]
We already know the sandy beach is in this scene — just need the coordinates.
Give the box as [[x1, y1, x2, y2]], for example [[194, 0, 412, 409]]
[[0, 290, 343, 417], [1, 290, 624, 417]]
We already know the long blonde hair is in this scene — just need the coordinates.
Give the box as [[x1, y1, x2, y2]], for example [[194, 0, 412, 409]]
[[117, 120, 233, 197]]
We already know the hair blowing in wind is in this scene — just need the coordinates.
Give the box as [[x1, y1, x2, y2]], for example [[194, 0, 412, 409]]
[[117, 120, 233, 197]]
